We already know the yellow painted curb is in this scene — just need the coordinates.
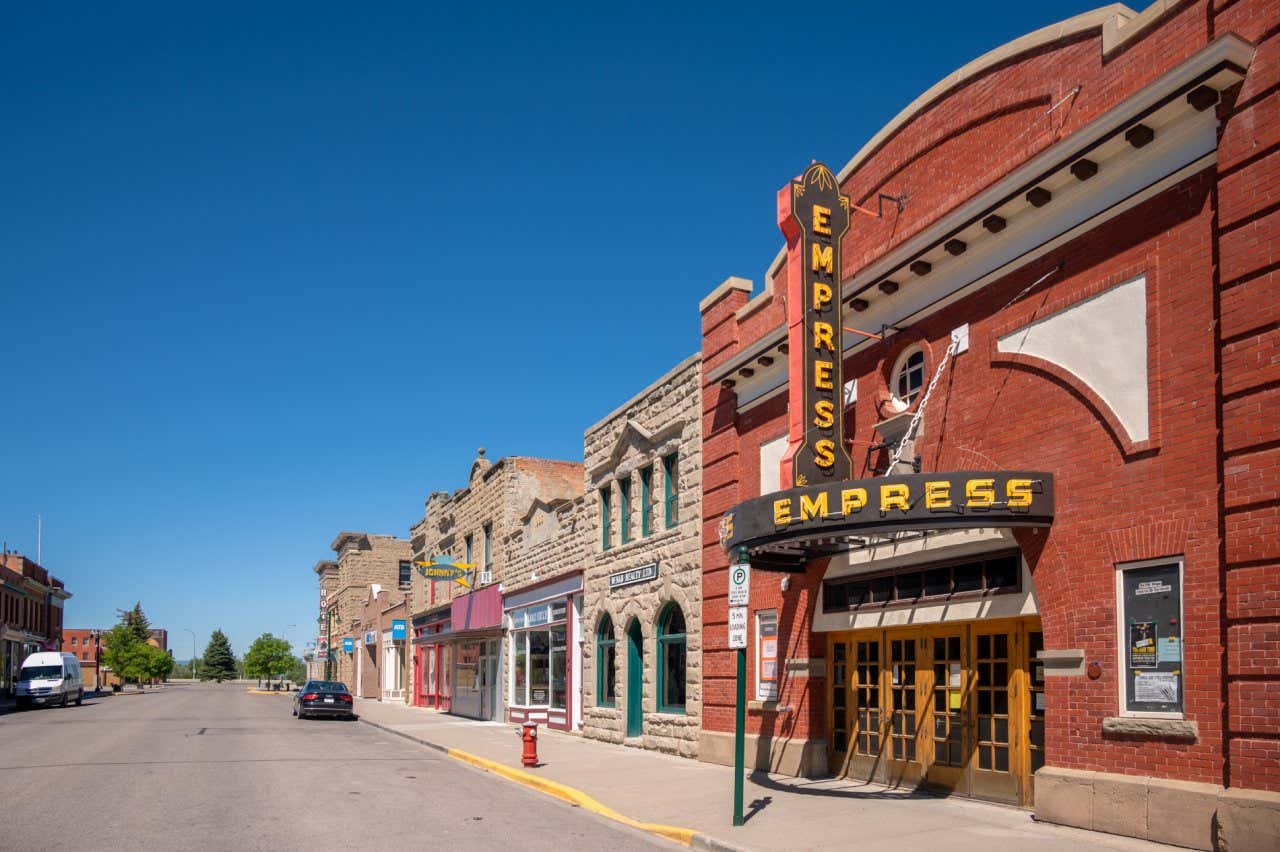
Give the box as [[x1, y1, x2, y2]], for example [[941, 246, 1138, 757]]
[[446, 748, 697, 846], [246, 689, 289, 696]]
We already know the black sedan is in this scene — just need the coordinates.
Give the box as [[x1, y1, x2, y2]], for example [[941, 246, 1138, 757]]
[[292, 681, 355, 720]]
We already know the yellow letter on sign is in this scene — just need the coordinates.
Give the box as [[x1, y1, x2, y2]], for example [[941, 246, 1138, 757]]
[[800, 491, 828, 520], [925, 481, 952, 509], [966, 479, 995, 507], [815, 440, 836, 468], [812, 281, 832, 310], [811, 243, 833, 274], [880, 483, 910, 513], [774, 498, 792, 526], [812, 204, 831, 235], [814, 360, 833, 390], [813, 321, 835, 353], [1006, 479, 1034, 508], [841, 488, 867, 515], [813, 399, 834, 428]]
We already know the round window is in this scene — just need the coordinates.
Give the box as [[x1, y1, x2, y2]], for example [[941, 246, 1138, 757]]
[[892, 348, 925, 408]]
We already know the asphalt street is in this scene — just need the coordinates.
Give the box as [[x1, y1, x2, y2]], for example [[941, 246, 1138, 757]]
[[0, 682, 666, 852]]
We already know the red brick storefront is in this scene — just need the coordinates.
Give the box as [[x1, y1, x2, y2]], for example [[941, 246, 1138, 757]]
[[698, 3, 1277, 848]]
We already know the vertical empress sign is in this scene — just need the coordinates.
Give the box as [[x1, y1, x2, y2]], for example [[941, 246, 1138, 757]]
[[778, 163, 853, 487]]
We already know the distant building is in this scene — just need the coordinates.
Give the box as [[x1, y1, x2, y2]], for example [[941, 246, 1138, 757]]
[[64, 627, 170, 689], [1, 551, 71, 694], [314, 532, 411, 689]]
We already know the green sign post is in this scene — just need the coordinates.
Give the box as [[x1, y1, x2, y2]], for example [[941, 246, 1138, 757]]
[[729, 548, 750, 826]]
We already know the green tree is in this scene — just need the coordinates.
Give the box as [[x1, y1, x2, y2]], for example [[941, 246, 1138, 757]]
[[101, 622, 150, 690], [200, 630, 237, 682], [116, 602, 152, 643], [244, 633, 293, 686], [143, 645, 174, 683]]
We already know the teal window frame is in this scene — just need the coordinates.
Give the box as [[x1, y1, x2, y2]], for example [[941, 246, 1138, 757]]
[[483, 523, 493, 571], [619, 477, 632, 545], [640, 465, 653, 537], [656, 602, 687, 714], [465, 535, 473, 566], [663, 452, 679, 529], [600, 486, 612, 551], [596, 615, 616, 708]]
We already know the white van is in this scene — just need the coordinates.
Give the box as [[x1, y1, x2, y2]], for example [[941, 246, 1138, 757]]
[[15, 651, 84, 709]]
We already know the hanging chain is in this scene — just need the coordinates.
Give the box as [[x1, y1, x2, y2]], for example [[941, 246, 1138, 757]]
[[884, 334, 959, 476]]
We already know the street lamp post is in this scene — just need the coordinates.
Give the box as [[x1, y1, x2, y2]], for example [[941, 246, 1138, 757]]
[[183, 628, 197, 681]]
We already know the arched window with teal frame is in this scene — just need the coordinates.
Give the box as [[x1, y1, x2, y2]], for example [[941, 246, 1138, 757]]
[[596, 614, 616, 707], [656, 602, 687, 713]]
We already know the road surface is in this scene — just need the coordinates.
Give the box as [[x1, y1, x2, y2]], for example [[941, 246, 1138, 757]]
[[0, 682, 665, 851]]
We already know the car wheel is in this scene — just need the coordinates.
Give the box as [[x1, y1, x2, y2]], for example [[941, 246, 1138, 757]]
[[75, 690, 83, 706], [60, 692, 68, 708]]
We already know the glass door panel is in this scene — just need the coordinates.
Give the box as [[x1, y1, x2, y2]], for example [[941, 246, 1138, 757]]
[[884, 634, 922, 786], [848, 638, 884, 781], [829, 640, 850, 775], [972, 629, 1018, 802], [925, 630, 969, 794]]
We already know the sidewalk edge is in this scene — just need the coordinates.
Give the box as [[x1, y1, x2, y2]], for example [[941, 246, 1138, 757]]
[[359, 716, 702, 847]]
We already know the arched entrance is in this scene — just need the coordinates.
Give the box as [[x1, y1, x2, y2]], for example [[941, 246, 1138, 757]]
[[626, 619, 643, 738]]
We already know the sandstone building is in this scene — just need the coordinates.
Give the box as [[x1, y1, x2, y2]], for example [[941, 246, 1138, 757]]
[[582, 354, 703, 756], [315, 531, 411, 689], [406, 451, 583, 722]]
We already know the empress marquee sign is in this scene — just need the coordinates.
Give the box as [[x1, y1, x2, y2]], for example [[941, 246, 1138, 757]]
[[716, 162, 1056, 569]]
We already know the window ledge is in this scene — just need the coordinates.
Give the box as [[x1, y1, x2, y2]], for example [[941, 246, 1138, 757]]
[[598, 526, 683, 560], [1102, 716, 1197, 740], [652, 708, 688, 718], [747, 700, 792, 713]]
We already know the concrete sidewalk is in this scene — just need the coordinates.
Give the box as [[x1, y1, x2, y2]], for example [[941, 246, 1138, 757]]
[[354, 699, 1175, 852]]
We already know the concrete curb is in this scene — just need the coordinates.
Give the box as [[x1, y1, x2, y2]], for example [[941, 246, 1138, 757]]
[[359, 716, 711, 848]]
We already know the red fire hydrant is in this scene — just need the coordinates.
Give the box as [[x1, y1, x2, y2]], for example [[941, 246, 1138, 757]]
[[519, 721, 538, 767]]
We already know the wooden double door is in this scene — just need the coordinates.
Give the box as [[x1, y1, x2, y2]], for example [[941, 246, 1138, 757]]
[[828, 618, 1046, 806]]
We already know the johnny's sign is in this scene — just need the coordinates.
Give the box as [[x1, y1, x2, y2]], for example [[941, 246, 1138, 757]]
[[778, 162, 854, 487], [720, 471, 1054, 556]]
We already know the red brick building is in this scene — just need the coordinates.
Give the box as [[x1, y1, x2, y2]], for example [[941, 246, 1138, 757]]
[[699, 3, 1277, 848], [1, 551, 70, 694]]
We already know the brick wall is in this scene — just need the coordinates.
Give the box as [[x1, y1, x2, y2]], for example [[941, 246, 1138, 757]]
[[1212, 0, 1280, 792]]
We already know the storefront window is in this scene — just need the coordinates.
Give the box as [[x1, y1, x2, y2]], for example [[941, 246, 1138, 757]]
[[597, 615, 616, 707], [509, 601, 570, 709], [551, 628, 567, 709], [528, 631, 550, 704], [657, 602, 687, 713]]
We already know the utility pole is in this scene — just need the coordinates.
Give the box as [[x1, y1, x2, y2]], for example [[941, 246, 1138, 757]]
[[184, 628, 197, 680]]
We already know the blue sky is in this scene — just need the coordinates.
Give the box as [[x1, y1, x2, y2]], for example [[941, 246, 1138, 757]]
[[0, 1, 1100, 657]]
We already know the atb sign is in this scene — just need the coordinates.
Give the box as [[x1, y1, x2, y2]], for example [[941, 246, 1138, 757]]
[[728, 606, 748, 649], [729, 559, 750, 607]]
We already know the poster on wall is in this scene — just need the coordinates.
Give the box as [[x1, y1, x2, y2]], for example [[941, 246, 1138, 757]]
[[1121, 562, 1183, 714], [757, 610, 778, 701], [1128, 621, 1157, 668]]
